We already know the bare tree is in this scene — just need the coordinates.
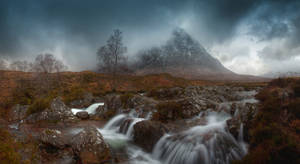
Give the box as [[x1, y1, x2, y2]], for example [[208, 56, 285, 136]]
[[97, 29, 127, 91], [32, 54, 67, 73], [31, 54, 67, 93]]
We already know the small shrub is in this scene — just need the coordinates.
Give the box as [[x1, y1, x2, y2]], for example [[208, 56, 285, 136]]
[[0, 128, 21, 164], [292, 84, 300, 97], [62, 87, 85, 105], [153, 101, 183, 122], [287, 99, 300, 119], [120, 93, 134, 108], [26, 97, 51, 116]]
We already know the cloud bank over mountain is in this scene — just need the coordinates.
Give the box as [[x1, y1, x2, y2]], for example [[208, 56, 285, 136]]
[[0, 0, 299, 75]]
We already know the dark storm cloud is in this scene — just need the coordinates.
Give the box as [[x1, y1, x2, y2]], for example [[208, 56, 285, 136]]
[[0, 0, 299, 70], [246, 0, 300, 61]]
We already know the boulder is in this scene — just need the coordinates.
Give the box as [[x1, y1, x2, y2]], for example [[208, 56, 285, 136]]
[[127, 95, 158, 117], [133, 120, 169, 152], [9, 104, 28, 122], [69, 92, 99, 108], [26, 97, 78, 123], [227, 102, 258, 140], [104, 94, 122, 112], [70, 126, 112, 164], [92, 104, 106, 119], [76, 111, 89, 120], [39, 129, 66, 149]]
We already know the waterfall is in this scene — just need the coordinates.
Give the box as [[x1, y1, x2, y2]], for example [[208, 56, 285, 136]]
[[71, 102, 104, 115], [126, 118, 145, 137], [97, 105, 250, 164], [103, 114, 127, 130], [238, 123, 248, 155], [152, 112, 246, 164]]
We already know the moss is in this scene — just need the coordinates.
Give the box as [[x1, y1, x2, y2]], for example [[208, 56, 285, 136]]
[[0, 128, 21, 164], [62, 87, 85, 105], [237, 78, 300, 164], [120, 93, 134, 108], [26, 97, 51, 116], [287, 99, 300, 119], [292, 84, 300, 97], [153, 101, 183, 122]]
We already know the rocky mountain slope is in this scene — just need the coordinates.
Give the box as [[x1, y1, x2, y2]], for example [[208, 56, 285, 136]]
[[134, 28, 268, 82]]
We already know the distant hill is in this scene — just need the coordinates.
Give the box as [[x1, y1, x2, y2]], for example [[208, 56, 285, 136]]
[[134, 28, 269, 82], [263, 71, 300, 78]]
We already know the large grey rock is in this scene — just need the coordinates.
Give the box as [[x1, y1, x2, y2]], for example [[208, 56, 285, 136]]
[[9, 104, 28, 122], [69, 92, 99, 108], [104, 94, 122, 112], [227, 102, 258, 140], [133, 120, 169, 152], [39, 129, 66, 149], [26, 97, 77, 123], [70, 126, 112, 164]]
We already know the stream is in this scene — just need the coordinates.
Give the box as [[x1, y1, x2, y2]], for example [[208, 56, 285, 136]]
[[67, 91, 257, 164]]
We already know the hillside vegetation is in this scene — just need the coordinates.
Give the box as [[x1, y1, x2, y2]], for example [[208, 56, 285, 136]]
[[236, 78, 300, 164]]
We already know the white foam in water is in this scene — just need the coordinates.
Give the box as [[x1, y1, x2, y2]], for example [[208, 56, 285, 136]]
[[71, 103, 104, 115], [126, 118, 145, 138], [151, 112, 245, 164], [103, 114, 127, 130], [97, 92, 257, 164]]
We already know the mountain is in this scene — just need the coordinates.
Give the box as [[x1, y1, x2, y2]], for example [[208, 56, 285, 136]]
[[135, 28, 268, 82], [263, 71, 300, 78]]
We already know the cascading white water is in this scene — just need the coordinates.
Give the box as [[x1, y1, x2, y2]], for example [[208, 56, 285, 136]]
[[152, 112, 245, 164], [97, 111, 248, 164], [238, 123, 248, 155], [71, 102, 104, 115], [126, 118, 145, 137], [94, 89, 259, 164], [103, 114, 127, 130]]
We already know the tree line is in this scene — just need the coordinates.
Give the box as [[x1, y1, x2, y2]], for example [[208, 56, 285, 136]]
[[0, 54, 68, 73], [96, 28, 208, 90], [1, 28, 205, 91]]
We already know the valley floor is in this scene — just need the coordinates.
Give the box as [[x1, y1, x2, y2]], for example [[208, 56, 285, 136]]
[[1, 71, 298, 164]]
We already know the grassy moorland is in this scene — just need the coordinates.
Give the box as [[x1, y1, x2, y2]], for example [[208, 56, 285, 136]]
[[0, 70, 267, 118], [235, 78, 300, 164], [0, 70, 269, 163]]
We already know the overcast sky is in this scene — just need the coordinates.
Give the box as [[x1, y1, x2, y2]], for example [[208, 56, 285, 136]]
[[0, 0, 299, 75]]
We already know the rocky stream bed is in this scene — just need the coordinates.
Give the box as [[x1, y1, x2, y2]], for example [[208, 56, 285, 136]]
[[5, 86, 260, 164]]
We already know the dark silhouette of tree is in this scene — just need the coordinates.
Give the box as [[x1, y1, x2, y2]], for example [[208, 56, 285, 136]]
[[32, 54, 67, 73], [31, 54, 68, 93], [97, 29, 127, 91], [137, 47, 165, 69]]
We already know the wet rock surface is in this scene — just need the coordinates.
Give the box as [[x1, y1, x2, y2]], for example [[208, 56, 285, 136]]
[[76, 111, 89, 120], [9, 104, 28, 122], [4, 85, 260, 164], [70, 126, 112, 164], [39, 129, 66, 149], [133, 120, 169, 152], [25, 97, 78, 123]]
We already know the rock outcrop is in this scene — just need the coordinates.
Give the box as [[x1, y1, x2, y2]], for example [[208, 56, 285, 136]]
[[9, 104, 28, 122], [26, 98, 77, 123], [133, 120, 169, 152], [39, 129, 66, 149], [70, 126, 112, 164]]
